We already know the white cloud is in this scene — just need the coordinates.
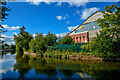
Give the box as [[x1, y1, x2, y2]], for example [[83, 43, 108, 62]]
[[67, 25, 79, 31], [2, 35, 14, 39], [0, 54, 16, 74], [56, 14, 69, 20], [55, 32, 69, 37], [26, 0, 89, 7], [81, 7, 100, 19], [1, 35, 15, 45], [56, 16, 63, 20], [74, 9, 81, 16], [32, 33, 46, 38], [32, 32, 68, 38], [2, 25, 20, 30], [33, 34, 36, 37], [12, 32, 18, 36], [66, 21, 70, 24]]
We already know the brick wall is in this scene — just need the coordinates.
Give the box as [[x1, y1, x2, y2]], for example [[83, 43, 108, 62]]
[[69, 32, 88, 43]]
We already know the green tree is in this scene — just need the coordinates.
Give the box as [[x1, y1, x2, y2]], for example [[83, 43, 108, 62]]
[[34, 33, 47, 53], [60, 36, 74, 44], [0, 2, 11, 22], [14, 26, 33, 52], [3, 43, 9, 48], [45, 31, 57, 46], [29, 38, 36, 53]]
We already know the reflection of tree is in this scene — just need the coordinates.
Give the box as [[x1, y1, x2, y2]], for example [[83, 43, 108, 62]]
[[16, 47, 23, 57], [0, 51, 9, 59], [14, 52, 31, 79], [79, 61, 120, 79], [29, 57, 57, 78], [10, 50, 15, 55], [59, 69, 74, 77], [14, 51, 120, 79]]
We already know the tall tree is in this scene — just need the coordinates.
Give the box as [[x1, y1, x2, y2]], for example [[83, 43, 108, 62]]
[[14, 26, 33, 52], [45, 31, 57, 46]]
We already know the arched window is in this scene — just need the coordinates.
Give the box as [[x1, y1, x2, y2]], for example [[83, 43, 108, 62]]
[[83, 36, 85, 43], [76, 37, 78, 42], [79, 37, 81, 43]]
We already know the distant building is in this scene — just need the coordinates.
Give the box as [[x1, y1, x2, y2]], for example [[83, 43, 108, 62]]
[[68, 11, 104, 43]]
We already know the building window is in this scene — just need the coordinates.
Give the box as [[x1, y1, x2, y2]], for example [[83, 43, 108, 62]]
[[80, 37, 81, 43], [83, 36, 85, 43], [76, 37, 78, 42]]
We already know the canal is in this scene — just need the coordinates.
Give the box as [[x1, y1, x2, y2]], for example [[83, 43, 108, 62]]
[[0, 51, 120, 79]]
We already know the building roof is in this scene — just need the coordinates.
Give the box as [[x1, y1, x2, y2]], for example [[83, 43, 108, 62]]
[[68, 11, 104, 36]]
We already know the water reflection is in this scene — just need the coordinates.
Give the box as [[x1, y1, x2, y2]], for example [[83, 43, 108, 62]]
[[1, 51, 120, 79]]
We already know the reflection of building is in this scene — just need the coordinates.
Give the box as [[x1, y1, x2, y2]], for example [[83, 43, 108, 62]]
[[68, 11, 104, 43]]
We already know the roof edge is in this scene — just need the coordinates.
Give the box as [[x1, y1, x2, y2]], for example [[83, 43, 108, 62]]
[[67, 11, 101, 36]]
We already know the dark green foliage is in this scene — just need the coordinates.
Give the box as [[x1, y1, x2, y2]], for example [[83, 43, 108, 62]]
[[34, 33, 47, 53], [10, 45, 16, 49], [0, 2, 11, 48], [29, 39, 36, 53], [0, 2, 11, 21], [3, 43, 9, 48], [45, 31, 57, 46], [59, 36, 74, 44], [48, 43, 87, 52], [29, 32, 57, 53], [14, 26, 33, 53], [10, 50, 16, 55]]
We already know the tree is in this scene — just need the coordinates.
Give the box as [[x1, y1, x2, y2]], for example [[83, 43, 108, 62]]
[[14, 26, 33, 52], [3, 43, 9, 48], [82, 4, 120, 60], [34, 33, 46, 53], [60, 36, 74, 44], [29, 32, 47, 53], [10, 44, 16, 49], [0, 2, 11, 50], [45, 31, 57, 46]]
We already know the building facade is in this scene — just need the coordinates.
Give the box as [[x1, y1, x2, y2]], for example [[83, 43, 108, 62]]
[[68, 11, 104, 43]]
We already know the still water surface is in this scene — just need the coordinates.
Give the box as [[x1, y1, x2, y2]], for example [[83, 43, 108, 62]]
[[0, 51, 120, 79]]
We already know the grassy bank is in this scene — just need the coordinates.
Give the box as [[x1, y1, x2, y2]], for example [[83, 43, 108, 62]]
[[24, 51, 103, 61]]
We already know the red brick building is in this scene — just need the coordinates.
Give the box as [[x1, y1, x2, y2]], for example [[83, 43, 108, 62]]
[[68, 11, 103, 43], [69, 31, 88, 43]]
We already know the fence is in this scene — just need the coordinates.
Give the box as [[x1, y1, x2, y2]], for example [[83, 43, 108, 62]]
[[47, 43, 87, 52]]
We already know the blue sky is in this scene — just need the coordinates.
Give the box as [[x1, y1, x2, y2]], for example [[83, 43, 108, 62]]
[[2, 1, 119, 45]]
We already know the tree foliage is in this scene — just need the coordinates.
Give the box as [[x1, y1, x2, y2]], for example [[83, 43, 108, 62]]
[[59, 36, 74, 44], [10, 44, 16, 49], [0, 2, 11, 48], [0, 2, 11, 22], [14, 26, 33, 52], [29, 32, 57, 53], [82, 4, 120, 60], [45, 31, 57, 46], [3, 43, 9, 48]]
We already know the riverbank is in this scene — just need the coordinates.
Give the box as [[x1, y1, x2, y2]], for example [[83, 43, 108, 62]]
[[24, 51, 103, 61]]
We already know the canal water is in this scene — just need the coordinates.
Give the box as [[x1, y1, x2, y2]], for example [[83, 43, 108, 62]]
[[0, 51, 120, 79]]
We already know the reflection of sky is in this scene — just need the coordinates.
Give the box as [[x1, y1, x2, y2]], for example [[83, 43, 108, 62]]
[[0, 53, 87, 79], [0, 53, 19, 78], [25, 68, 81, 78]]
